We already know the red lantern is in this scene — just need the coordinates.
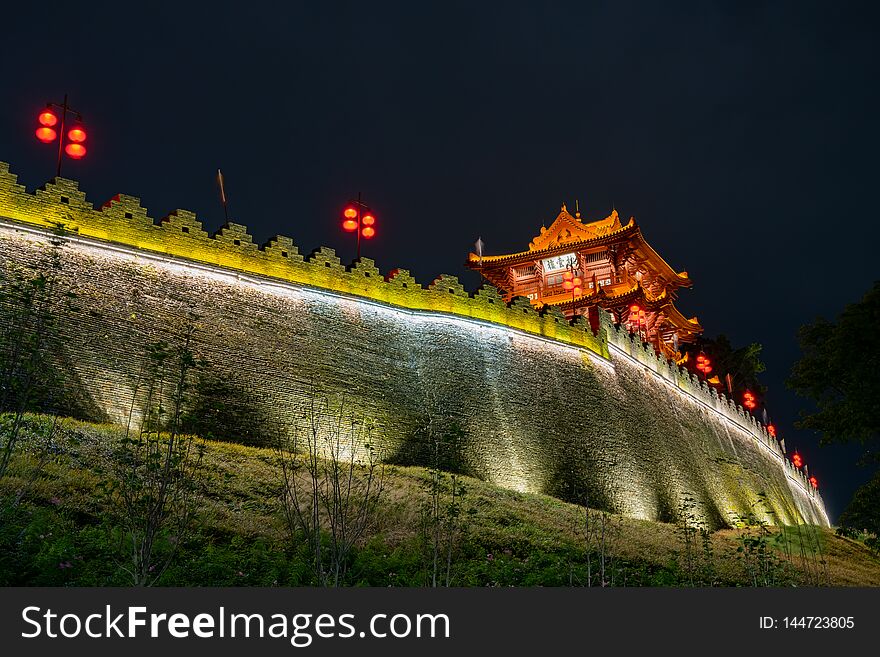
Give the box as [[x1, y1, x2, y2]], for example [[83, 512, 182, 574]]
[[563, 280, 573, 291], [767, 424, 776, 438], [361, 226, 375, 239], [343, 207, 357, 220], [342, 218, 358, 232], [38, 109, 58, 127], [743, 390, 756, 411], [630, 304, 640, 313], [809, 476, 818, 489], [573, 286, 582, 296], [67, 125, 87, 143], [362, 214, 375, 226], [792, 452, 803, 469], [35, 127, 57, 143], [65, 143, 86, 159]]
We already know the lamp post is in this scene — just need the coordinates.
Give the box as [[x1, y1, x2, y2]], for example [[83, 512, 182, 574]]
[[341, 192, 376, 261], [34, 94, 88, 177]]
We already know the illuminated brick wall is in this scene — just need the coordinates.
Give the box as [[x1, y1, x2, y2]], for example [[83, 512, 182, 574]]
[[0, 162, 827, 528]]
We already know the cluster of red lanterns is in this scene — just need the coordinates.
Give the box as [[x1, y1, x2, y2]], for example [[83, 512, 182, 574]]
[[342, 205, 376, 239], [742, 390, 757, 411], [562, 271, 582, 295], [696, 352, 713, 375], [790, 450, 819, 489], [35, 106, 87, 159]]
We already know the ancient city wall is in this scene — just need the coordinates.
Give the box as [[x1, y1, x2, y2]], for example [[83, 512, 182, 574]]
[[0, 162, 828, 528]]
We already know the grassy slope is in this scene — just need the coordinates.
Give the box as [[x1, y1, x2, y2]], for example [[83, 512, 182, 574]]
[[2, 415, 879, 586]]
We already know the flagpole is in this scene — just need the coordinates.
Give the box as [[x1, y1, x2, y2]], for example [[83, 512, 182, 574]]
[[217, 169, 229, 222]]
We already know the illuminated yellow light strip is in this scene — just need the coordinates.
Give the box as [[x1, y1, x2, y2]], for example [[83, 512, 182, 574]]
[[0, 219, 616, 370]]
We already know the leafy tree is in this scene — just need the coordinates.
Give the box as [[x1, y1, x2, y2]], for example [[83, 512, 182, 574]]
[[787, 281, 880, 457], [690, 334, 766, 399], [836, 469, 880, 552], [789, 282, 880, 561]]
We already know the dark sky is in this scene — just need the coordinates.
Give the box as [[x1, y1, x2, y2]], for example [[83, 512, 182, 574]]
[[3, 1, 878, 519]]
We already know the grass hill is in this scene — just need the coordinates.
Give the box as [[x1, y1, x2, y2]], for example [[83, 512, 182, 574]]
[[1, 415, 878, 587]]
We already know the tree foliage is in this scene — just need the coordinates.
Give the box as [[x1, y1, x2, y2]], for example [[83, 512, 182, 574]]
[[692, 334, 767, 398], [787, 281, 880, 455], [837, 469, 880, 552]]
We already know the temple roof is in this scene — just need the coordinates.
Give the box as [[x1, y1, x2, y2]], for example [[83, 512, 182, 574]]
[[465, 205, 692, 287], [528, 207, 625, 251], [543, 281, 702, 336]]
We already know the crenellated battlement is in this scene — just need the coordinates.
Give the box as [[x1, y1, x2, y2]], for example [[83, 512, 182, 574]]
[[0, 162, 610, 358], [0, 161, 824, 513]]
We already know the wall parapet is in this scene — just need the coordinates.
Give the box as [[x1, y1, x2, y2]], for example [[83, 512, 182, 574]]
[[0, 161, 824, 511], [0, 163, 608, 358]]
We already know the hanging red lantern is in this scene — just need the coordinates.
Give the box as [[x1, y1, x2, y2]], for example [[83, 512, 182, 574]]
[[743, 390, 757, 411], [65, 143, 86, 159], [35, 127, 57, 143], [342, 218, 358, 232], [361, 226, 375, 239], [809, 476, 818, 489], [767, 424, 777, 438], [362, 214, 375, 226], [343, 207, 357, 219], [67, 125, 87, 143], [38, 109, 58, 126], [792, 452, 803, 469]]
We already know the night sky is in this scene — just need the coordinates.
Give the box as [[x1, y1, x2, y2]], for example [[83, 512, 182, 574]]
[[3, 1, 878, 520]]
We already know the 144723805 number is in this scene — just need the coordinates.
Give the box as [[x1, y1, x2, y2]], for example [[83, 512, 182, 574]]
[[783, 617, 854, 629]]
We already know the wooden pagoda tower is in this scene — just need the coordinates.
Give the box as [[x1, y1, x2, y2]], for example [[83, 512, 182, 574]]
[[465, 204, 702, 356]]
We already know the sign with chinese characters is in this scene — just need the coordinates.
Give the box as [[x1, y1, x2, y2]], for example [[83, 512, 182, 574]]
[[542, 252, 577, 272]]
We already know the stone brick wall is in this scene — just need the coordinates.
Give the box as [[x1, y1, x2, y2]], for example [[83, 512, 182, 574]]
[[0, 162, 828, 528]]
